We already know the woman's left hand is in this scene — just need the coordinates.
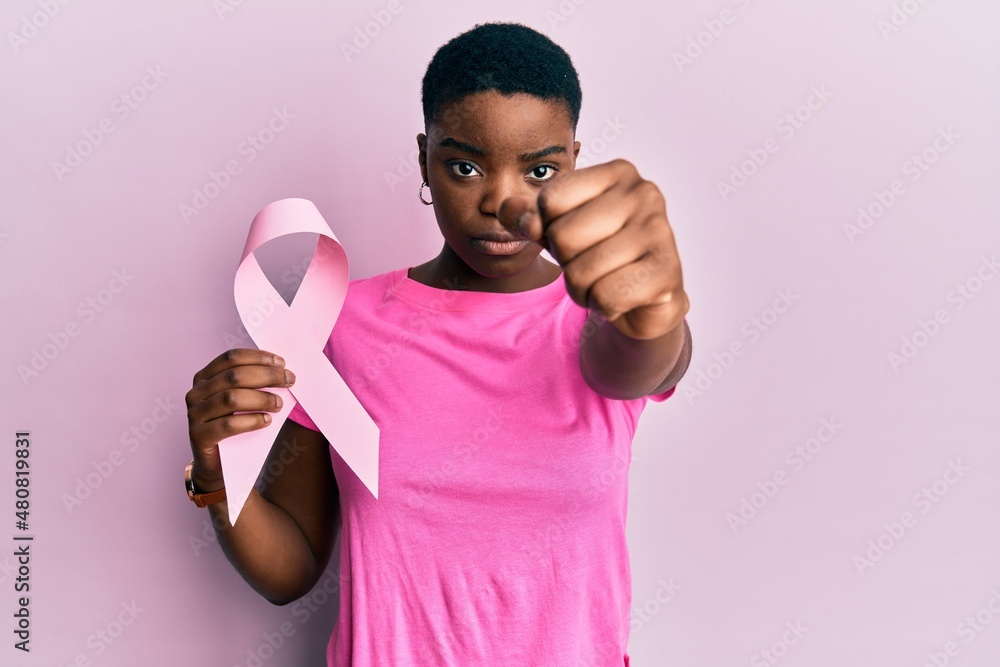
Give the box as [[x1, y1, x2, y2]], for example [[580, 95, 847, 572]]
[[499, 158, 688, 340]]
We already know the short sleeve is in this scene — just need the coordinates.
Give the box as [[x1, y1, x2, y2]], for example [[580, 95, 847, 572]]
[[287, 401, 320, 431], [646, 384, 677, 402]]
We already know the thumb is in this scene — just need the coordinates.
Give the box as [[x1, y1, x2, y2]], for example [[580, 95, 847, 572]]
[[498, 195, 546, 248]]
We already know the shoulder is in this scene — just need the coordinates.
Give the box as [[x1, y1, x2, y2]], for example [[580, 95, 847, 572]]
[[343, 268, 400, 304]]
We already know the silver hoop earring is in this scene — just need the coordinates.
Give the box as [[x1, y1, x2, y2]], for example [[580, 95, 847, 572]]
[[418, 181, 433, 205]]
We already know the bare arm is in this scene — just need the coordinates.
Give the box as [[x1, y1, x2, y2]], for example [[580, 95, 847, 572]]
[[186, 350, 340, 605], [579, 315, 692, 400]]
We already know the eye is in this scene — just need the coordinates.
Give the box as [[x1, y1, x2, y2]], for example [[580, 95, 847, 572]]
[[529, 165, 558, 181], [449, 161, 481, 178]]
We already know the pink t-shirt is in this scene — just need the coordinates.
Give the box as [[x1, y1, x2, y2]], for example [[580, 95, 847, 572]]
[[287, 267, 676, 666]]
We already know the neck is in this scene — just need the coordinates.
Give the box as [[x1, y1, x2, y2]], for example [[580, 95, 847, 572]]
[[409, 245, 562, 294]]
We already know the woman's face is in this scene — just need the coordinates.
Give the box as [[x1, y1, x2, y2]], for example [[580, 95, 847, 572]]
[[417, 90, 580, 288]]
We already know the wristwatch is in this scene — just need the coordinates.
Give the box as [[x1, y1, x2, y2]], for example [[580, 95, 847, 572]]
[[184, 460, 227, 507]]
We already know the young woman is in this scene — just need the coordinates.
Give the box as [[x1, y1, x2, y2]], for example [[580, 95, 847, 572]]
[[184, 22, 693, 666]]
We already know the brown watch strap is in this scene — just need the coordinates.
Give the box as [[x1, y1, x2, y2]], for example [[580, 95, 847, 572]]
[[185, 460, 227, 508]]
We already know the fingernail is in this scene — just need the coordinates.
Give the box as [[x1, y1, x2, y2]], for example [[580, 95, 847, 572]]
[[285, 370, 295, 384], [275, 394, 283, 409], [273, 355, 284, 366]]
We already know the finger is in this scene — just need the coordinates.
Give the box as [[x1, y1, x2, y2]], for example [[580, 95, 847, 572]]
[[497, 195, 546, 247], [539, 185, 637, 265], [187, 362, 294, 409], [499, 161, 638, 260], [613, 286, 689, 341], [189, 386, 286, 426], [536, 159, 633, 221], [559, 220, 654, 307], [589, 246, 682, 322], [190, 412, 275, 452], [191, 348, 284, 387]]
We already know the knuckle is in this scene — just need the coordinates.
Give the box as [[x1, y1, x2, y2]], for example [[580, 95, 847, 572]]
[[222, 348, 239, 364], [589, 283, 614, 313], [594, 241, 615, 266], [222, 368, 240, 386], [612, 157, 634, 175], [636, 180, 662, 206], [220, 389, 239, 408], [658, 220, 674, 241]]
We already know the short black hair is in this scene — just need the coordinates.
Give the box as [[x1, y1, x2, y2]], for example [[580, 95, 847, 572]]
[[421, 22, 582, 133]]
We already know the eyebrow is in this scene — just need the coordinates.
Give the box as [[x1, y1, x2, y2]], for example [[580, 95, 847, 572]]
[[439, 137, 567, 162]]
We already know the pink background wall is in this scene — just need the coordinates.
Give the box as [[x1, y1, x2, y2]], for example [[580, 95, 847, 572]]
[[3, 1, 999, 665]]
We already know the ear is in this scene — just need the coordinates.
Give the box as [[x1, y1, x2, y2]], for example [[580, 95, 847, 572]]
[[417, 133, 428, 183], [572, 140, 581, 168]]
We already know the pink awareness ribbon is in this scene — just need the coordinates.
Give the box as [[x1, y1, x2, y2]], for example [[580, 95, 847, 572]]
[[217, 198, 379, 526]]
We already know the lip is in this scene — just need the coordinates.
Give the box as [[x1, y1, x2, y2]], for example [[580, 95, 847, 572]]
[[475, 231, 524, 243], [471, 236, 531, 256]]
